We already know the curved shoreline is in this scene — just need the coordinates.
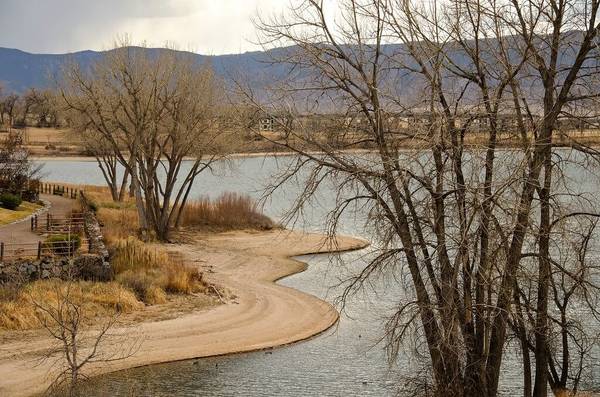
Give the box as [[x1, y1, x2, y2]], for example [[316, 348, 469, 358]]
[[0, 230, 369, 397]]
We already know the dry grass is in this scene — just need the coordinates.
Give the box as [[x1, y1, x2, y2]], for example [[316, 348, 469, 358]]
[[0, 279, 142, 330], [180, 192, 274, 230], [22, 127, 70, 145], [554, 390, 600, 397], [83, 187, 274, 240], [0, 184, 221, 331], [61, 184, 208, 303], [0, 201, 42, 225], [111, 237, 206, 305], [98, 207, 139, 244]]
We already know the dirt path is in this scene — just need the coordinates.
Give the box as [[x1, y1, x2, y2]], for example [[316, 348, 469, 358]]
[[0, 194, 75, 245], [0, 230, 368, 397]]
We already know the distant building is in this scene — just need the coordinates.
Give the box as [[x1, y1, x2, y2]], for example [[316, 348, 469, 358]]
[[259, 116, 275, 132]]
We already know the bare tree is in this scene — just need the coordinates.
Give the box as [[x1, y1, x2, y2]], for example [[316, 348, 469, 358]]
[[0, 130, 41, 194], [0, 93, 19, 128], [65, 113, 131, 202], [27, 89, 60, 127], [238, 1, 600, 396], [61, 41, 230, 240], [30, 282, 140, 396], [18, 88, 38, 127]]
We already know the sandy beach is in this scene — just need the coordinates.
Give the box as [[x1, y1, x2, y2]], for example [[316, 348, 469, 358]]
[[0, 229, 368, 397]]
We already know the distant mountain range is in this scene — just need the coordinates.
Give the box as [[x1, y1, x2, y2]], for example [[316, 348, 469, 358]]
[[0, 40, 590, 110], [0, 46, 290, 94]]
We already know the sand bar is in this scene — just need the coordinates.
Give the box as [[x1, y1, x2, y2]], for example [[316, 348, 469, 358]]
[[0, 229, 368, 397]]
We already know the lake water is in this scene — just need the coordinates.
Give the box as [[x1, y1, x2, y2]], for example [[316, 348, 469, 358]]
[[36, 155, 600, 396]]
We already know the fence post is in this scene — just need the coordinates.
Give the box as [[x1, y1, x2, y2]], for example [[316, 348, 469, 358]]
[[35, 215, 38, 229], [37, 241, 42, 259], [47, 213, 50, 231], [0, 242, 4, 262], [31, 216, 34, 231], [88, 238, 92, 253]]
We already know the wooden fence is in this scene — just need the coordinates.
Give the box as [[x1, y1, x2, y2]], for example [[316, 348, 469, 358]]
[[37, 183, 81, 199], [0, 181, 94, 261], [0, 238, 91, 261], [30, 213, 86, 234]]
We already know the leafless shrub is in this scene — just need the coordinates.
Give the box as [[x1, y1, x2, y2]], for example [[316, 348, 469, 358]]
[[30, 281, 141, 396]]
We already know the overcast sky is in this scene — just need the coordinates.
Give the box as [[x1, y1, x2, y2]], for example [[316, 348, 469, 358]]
[[0, 0, 287, 55]]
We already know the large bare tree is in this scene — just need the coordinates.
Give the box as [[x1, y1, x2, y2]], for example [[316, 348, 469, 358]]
[[239, 1, 600, 396], [61, 42, 229, 240]]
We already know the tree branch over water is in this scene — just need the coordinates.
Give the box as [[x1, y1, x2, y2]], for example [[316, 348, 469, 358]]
[[237, 0, 600, 396]]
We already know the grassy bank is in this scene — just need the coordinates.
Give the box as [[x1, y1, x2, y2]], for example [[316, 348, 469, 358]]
[[0, 201, 43, 225], [0, 184, 274, 331]]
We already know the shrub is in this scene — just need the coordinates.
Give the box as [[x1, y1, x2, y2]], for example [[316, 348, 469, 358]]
[[180, 192, 274, 230], [111, 237, 204, 304], [87, 199, 99, 213], [116, 270, 168, 305], [44, 234, 81, 256], [0, 192, 22, 210], [20, 188, 39, 203]]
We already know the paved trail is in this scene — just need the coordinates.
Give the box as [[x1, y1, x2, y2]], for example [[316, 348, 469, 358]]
[[0, 194, 76, 254]]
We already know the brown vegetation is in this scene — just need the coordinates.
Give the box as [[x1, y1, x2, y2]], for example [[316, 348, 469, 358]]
[[180, 193, 274, 231], [112, 237, 206, 305], [0, 280, 141, 330], [0, 183, 220, 331]]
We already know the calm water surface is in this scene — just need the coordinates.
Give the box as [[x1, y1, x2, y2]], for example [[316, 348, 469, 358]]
[[37, 155, 600, 396]]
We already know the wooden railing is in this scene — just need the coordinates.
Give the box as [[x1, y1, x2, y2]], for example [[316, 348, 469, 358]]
[[31, 214, 86, 234], [0, 238, 91, 261], [37, 183, 81, 199], [0, 182, 92, 262]]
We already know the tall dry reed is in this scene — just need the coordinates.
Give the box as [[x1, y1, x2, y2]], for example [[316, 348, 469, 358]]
[[180, 192, 274, 230]]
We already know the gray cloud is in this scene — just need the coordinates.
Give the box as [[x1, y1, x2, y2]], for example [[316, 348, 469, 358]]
[[0, 0, 283, 54]]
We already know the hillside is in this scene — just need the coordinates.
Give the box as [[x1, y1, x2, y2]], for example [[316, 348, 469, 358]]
[[0, 46, 285, 93]]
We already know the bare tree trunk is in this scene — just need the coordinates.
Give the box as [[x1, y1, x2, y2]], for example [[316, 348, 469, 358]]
[[533, 138, 553, 397], [130, 160, 148, 232], [117, 167, 130, 202]]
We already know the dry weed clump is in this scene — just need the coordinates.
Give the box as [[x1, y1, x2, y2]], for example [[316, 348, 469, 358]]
[[111, 237, 205, 305], [98, 207, 139, 243], [180, 192, 274, 230], [0, 279, 141, 331]]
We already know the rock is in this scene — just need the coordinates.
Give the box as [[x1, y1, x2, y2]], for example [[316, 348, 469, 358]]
[[74, 254, 113, 281], [51, 265, 63, 277]]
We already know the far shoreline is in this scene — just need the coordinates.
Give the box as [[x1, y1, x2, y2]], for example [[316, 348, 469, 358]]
[[31, 143, 600, 163]]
